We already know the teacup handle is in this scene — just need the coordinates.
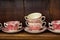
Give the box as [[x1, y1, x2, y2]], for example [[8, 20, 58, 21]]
[[18, 23, 22, 28], [0, 23, 2, 30], [25, 21, 29, 26], [42, 22, 46, 26], [4, 23, 8, 27], [24, 16, 28, 20], [48, 23, 54, 31], [41, 16, 45, 21], [49, 23, 53, 28]]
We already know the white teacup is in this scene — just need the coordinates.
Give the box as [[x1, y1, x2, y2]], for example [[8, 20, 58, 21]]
[[25, 12, 45, 21], [25, 18, 43, 23]]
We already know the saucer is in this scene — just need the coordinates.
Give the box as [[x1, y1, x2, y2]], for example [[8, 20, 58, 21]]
[[24, 26, 47, 33], [2, 27, 23, 33], [48, 28, 60, 33]]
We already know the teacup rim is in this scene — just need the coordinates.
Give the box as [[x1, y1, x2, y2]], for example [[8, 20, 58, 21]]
[[51, 20, 60, 24], [4, 21, 21, 23], [26, 12, 42, 19]]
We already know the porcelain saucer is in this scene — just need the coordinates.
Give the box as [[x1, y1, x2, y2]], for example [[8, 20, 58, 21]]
[[24, 26, 47, 33], [48, 28, 60, 33], [2, 27, 23, 33]]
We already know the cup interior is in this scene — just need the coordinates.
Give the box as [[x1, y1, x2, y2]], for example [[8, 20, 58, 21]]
[[26, 13, 42, 19]]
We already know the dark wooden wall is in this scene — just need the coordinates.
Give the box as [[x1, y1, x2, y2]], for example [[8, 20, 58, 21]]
[[49, 0, 60, 20], [0, 0, 24, 22], [24, 0, 50, 22], [0, 0, 60, 26]]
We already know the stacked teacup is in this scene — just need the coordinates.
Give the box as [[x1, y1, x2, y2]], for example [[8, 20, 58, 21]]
[[24, 12, 47, 33]]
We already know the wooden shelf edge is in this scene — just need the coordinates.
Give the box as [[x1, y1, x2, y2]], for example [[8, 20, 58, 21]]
[[0, 32, 60, 39]]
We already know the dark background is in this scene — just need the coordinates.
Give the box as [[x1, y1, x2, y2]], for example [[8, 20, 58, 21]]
[[0, 0, 60, 27]]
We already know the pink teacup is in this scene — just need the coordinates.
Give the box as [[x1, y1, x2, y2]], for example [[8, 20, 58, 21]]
[[0, 23, 2, 30], [2, 21, 22, 33], [26, 22, 46, 31], [49, 20, 60, 33]]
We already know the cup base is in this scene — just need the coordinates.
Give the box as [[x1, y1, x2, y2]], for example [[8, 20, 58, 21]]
[[48, 28, 60, 33]]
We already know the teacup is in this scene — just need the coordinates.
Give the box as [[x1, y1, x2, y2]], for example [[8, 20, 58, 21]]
[[26, 22, 46, 30], [2, 21, 22, 33], [0, 23, 2, 30], [25, 12, 45, 22], [49, 20, 60, 32], [25, 18, 43, 23]]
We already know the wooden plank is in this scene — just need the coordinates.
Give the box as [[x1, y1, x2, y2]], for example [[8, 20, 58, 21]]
[[0, 0, 24, 22], [49, 0, 60, 20], [0, 32, 60, 39]]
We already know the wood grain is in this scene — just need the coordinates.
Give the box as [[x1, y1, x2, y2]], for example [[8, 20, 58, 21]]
[[0, 32, 60, 40], [0, 0, 60, 40], [49, 0, 60, 20], [0, 0, 24, 22]]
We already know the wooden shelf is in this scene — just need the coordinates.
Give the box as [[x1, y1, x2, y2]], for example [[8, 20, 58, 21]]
[[0, 31, 60, 40]]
